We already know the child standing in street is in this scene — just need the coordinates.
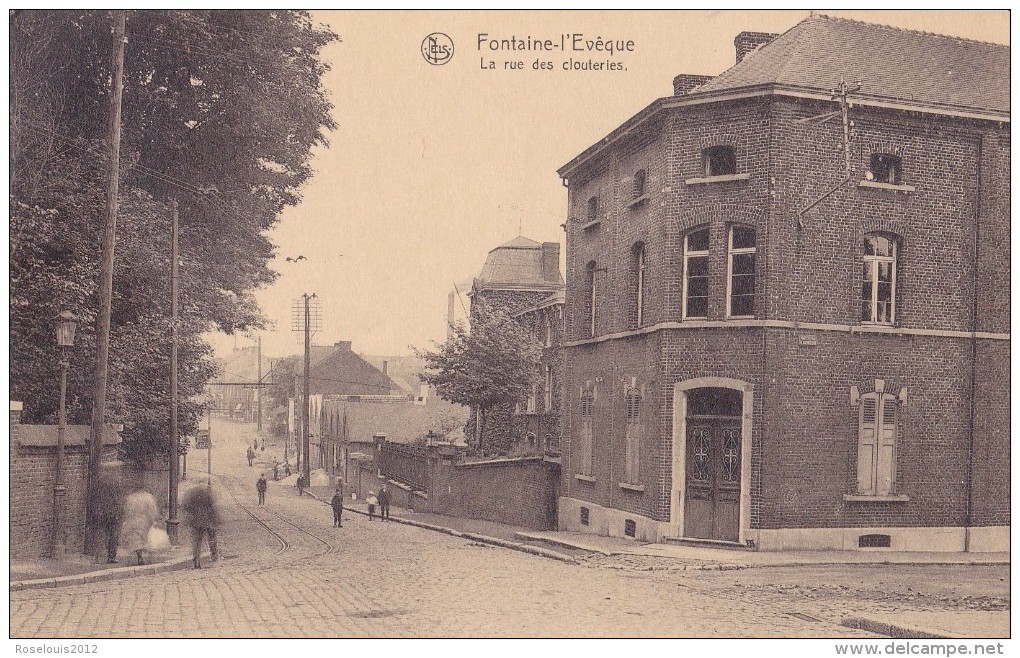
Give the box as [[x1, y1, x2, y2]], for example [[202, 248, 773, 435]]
[[330, 486, 344, 527], [366, 491, 378, 521]]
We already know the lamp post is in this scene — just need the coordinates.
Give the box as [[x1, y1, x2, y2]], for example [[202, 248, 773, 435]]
[[52, 310, 77, 558]]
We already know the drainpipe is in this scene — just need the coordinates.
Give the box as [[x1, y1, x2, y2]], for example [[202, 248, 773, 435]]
[[964, 137, 984, 552]]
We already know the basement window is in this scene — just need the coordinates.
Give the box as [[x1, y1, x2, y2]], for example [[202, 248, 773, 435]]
[[858, 533, 892, 548], [580, 507, 590, 526], [624, 519, 637, 537]]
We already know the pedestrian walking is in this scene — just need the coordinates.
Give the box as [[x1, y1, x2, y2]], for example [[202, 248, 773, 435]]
[[284, 461, 292, 477], [296, 474, 305, 496], [90, 471, 125, 563], [272, 460, 279, 481], [246, 446, 255, 467], [256, 473, 267, 505], [366, 491, 378, 521], [181, 485, 221, 569], [330, 486, 344, 527], [378, 484, 392, 521], [120, 490, 159, 565]]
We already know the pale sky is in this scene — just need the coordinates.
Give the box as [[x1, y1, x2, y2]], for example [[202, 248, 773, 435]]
[[208, 9, 1009, 359]]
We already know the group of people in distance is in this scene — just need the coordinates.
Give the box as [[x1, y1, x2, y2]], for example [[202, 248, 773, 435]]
[[258, 469, 393, 526]]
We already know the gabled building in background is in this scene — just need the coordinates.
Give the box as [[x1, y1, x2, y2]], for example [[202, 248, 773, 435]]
[[556, 15, 1008, 551], [210, 345, 273, 422], [468, 236, 565, 453]]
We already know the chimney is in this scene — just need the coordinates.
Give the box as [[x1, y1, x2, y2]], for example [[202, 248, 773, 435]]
[[333, 340, 352, 351], [541, 242, 560, 282], [672, 74, 714, 96], [382, 360, 388, 375], [734, 31, 779, 64]]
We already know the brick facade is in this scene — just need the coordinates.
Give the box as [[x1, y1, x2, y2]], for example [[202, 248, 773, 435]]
[[556, 20, 1008, 551]]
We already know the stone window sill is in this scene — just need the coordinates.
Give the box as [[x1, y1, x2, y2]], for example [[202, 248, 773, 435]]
[[581, 219, 601, 231], [858, 180, 916, 193], [684, 172, 751, 186], [575, 474, 596, 483], [843, 494, 910, 503], [619, 482, 645, 492], [627, 194, 649, 209]]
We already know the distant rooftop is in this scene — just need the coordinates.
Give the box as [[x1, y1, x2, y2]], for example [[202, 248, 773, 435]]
[[474, 236, 563, 292]]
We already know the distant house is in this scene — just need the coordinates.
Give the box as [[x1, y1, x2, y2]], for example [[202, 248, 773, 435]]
[[468, 236, 564, 453], [289, 341, 402, 470], [210, 345, 273, 423]]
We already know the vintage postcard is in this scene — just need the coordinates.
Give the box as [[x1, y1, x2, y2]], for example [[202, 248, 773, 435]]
[[8, 9, 1010, 651]]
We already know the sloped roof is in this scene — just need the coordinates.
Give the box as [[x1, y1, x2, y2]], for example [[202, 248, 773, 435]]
[[17, 425, 122, 447], [308, 346, 400, 396], [475, 236, 563, 290], [333, 398, 469, 445], [559, 15, 1008, 178], [694, 14, 1009, 115]]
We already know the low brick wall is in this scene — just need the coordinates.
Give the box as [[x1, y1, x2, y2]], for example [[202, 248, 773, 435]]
[[427, 457, 560, 529], [10, 444, 120, 559], [378, 443, 560, 530]]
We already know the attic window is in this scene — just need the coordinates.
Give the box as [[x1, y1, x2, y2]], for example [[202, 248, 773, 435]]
[[704, 146, 736, 177], [869, 154, 902, 185]]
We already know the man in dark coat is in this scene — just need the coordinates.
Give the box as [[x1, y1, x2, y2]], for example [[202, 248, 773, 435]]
[[378, 484, 392, 521], [330, 486, 344, 527], [181, 485, 221, 569], [89, 470, 125, 563], [256, 474, 267, 505]]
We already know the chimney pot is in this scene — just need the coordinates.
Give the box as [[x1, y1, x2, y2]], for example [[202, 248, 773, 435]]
[[734, 31, 779, 64], [672, 74, 714, 96]]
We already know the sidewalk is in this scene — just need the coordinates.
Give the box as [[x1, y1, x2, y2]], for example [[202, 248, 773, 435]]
[[10, 545, 199, 591], [842, 612, 1010, 639]]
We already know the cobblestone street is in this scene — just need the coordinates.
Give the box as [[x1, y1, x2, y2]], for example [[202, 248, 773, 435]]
[[8, 420, 984, 638]]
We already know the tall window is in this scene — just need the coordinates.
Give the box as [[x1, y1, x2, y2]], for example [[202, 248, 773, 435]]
[[862, 234, 897, 324], [579, 387, 595, 475], [526, 380, 537, 414], [544, 311, 553, 347], [544, 364, 553, 412], [727, 225, 756, 317], [586, 196, 600, 223], [585, 260, 598, 337], [624, 386, 641, 483], [632, 169, 647, 199], [633, 243, 646, 327], [683, 228, 710, 319], [857, 392, 897, 495]]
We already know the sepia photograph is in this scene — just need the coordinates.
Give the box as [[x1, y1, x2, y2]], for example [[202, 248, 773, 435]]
[[7, 7, 1011, 651]]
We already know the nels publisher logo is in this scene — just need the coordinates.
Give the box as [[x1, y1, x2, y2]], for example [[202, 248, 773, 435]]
[[422, 32, 454, 65]]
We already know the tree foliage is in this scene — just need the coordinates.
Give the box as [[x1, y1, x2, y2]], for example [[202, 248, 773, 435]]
[[9, 10, 336, 464], [415, 301, 541, 452]]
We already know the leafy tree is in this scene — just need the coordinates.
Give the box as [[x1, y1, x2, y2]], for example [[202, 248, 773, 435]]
[[9, 10, 336, 464], [415, 301, 541, 454]]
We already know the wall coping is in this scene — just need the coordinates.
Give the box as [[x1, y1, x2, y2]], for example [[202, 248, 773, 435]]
[[453, 456, 546, 470]]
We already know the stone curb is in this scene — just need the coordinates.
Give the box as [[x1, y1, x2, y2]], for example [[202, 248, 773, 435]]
[[304, 491, 577, 564], [514, 531, 618, 556], [11, 553, 199, 592], [841, 616, 954, 639]]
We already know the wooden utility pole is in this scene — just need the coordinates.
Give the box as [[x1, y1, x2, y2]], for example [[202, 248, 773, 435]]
[[167, 199, 181, 544], [86, 10, 126, 552], [256, 336, 262, 432], [302, 294, 312, 485]]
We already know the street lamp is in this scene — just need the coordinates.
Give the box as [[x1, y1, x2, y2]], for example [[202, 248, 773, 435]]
[[52, 310, 77, 557]]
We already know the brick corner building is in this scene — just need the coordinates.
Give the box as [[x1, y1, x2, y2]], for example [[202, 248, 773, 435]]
[[555, 16, 1008, 551]]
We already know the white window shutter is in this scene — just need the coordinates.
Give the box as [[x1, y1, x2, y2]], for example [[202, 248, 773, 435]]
[[857, 396, 878, 495], [877, 395, 897, 495]]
